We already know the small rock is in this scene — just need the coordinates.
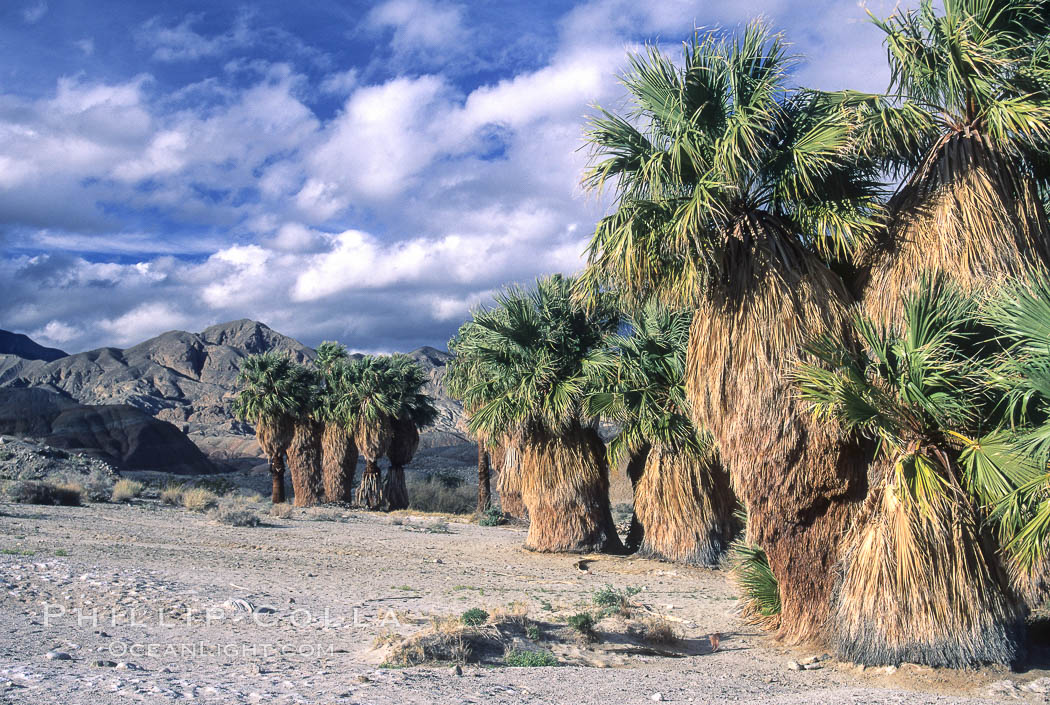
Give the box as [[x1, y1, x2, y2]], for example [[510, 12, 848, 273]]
[[1021, 678, 1050, 694], [884, 665, 897, 674], [116, 662, 140, 670], [451, 665, 462, 676], [651, 693, 664, 702], [802, 663, 823, 671], [45, 651, 72, 661], [787, 660, 802, 671], [92, 660, 117, 668]]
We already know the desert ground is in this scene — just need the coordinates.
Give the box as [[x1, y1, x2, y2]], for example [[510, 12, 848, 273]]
[[2, 488, 1049, 705]]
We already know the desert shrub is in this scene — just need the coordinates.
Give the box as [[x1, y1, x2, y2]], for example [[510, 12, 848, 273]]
[[79, 469, 115, 502], [567, 612, 596, 639], [503, 648, 558, 667], [387, 616, 473, 665], [407, 474, 474, 515], [181, 487, 218, 512], [192, 477, 237, 495], [269, 503, 294, 519], [478, 506, 505, 526], [461, 608, 488, 626], [209, 500, 262, 527], [160, 484, 185, 505], [634, 616, 681, 645], [7, 480, 80, 506], [526, 624, 541, 641], [240, 492, 264, 504], [593, 585, 640, 616], [111, 479, 144, 503], [306, 507, 350, 522], [0, 449, 16, 461]]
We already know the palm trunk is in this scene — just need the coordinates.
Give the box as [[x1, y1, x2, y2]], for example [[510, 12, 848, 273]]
[[385, 466, 409, 510], [287, 420, 324, 507], [321, 423, 357, 503], [624, 445, 650, 553], [519, 425, 622, 554], [685, 254, 867, 645], [633, 444, 738, 566], [270, 453, 286, 504], [357, 459, 384, 510], [492, 441, 528, 521], [477, 441, 491, 514]]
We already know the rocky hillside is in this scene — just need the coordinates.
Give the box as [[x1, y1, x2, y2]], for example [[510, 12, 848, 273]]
[[0, 329, 67, 361], [0, 388, 215, 475], [0, 321, 467, 470]]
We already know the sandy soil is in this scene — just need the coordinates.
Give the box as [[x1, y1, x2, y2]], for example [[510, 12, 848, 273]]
[[0, 500, 1047, 704]]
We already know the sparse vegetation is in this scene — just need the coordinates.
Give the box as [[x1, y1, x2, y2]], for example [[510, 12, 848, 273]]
[[407, 474, 474, 515], [209, 499, 263, 527], [110, 478, 144, 503], [503, 648, 558, 667], [268, 502, 294, 519], [6, 480, 81, 506], [460, 608, 488, 626]]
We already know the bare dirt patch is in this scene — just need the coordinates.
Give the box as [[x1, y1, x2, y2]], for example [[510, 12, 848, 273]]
[[0, 499, 1043, 704]]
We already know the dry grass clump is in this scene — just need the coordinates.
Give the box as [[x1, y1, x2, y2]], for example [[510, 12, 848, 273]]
[[160, 484, 185, 506], [305, 506, 351, 522], [209, 498, 263, 527], [386, 615, 473, 665], [6, 480, 81, 506], [111, 479, 145, 503], [633, 616, 681, 645], [269, 502, 294, 519], [181, 487, 219, 512]]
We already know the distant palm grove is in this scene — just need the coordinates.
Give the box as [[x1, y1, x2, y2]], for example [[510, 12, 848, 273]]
[[236, 0, 1050, 670]]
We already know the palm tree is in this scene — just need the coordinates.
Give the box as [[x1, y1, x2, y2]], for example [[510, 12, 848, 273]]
[[232, 352, 305, 503], [851, 0, 1050, 321], [579, 23, 882, 641], [585, 302, 738, 565], [447, 274, 621, 552], [340, 355, 399, 510], [795, 278, 1025, 667], [315, 342, 359, 503], [285, 364, 325, 507], [384, 355, 439, 510]]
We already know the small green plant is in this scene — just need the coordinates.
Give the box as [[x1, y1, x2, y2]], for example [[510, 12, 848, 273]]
[[567, 611, 596, 639], [54, 549, 69, 557], [111, 479, 144, 503], [592, 585, 641, 616], [526, 623, 541, 641], [0, 548, 35, 556], [503, 648, 558, 667], [461, 608, 489, 627], [478, 506, 505, 527]]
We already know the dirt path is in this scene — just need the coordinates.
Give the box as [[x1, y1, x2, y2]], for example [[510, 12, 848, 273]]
[[0, 501, 1043, 704]]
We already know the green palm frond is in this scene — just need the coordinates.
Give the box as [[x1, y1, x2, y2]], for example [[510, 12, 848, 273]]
[[446, 274, 619, 440]]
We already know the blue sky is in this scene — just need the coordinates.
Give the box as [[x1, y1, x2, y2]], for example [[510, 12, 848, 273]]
[[1, 0, 909, 353]]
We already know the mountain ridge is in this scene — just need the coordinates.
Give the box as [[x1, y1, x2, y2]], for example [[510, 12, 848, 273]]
[[0, 320, 465, 471]]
